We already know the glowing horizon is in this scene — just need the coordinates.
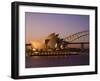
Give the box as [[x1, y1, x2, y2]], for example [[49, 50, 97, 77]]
[[25, 12, 89, 43]]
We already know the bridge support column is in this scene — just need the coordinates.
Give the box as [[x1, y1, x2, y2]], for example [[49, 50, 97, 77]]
[[81, 43, 84, 50]]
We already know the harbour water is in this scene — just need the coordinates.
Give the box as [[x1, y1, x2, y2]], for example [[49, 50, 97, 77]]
[[25, 54, 89, 68]]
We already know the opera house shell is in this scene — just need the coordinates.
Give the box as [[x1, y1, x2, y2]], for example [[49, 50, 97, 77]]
[[30, 33, 59, 50]]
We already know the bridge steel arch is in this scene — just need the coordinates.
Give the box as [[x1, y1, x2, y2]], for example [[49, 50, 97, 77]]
[[64, 30, 89, 42]]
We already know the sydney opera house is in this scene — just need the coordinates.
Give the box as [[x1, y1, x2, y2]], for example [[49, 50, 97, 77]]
[[25, 32, 89, 56], [25, 33, 69, 56], [32, 33, 67, 49]]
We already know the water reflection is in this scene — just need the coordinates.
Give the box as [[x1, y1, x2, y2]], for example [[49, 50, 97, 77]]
[[25, 54, 89, 68]]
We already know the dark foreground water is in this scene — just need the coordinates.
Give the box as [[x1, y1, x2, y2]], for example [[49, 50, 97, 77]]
[[25, 54, 89, 68]]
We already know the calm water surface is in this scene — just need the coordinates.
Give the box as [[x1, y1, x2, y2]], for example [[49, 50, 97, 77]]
[[25, 54, 89, 68]]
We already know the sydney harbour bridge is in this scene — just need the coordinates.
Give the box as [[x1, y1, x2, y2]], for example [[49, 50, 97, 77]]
[[26, 30, 89, 56]]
